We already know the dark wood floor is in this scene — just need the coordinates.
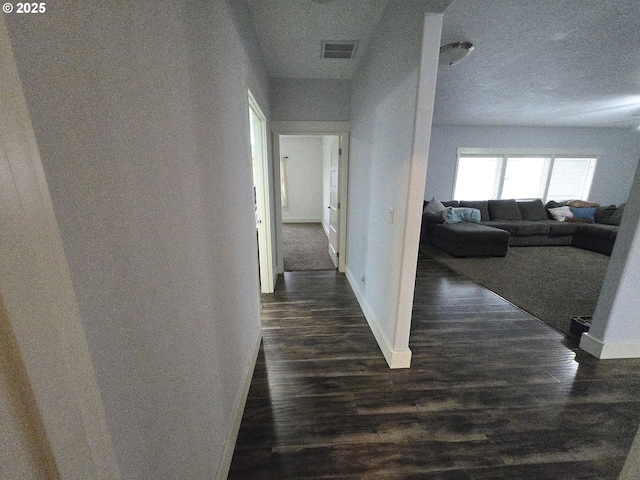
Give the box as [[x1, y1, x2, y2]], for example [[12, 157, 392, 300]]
[[229, 251, 640, 479]]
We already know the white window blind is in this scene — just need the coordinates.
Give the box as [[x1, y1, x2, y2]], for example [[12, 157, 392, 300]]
[[546, 157, 597, 202]]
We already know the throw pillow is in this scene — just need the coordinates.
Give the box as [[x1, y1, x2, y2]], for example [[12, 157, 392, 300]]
[[443, 207, 481, 224], [423, 197, 445, 215], [518, 199, 548, 221], [569, 206, 597, 222], [423, 197, 447, 223], [545, 200, 565, 219], [549, 206, 573, 222], [488, 199, 522, 220]]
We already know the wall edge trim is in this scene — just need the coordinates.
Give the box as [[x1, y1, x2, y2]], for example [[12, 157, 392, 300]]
[[346, 267, 411, 369], [580, 333, 640, 359], [215, 329, 262, 480]]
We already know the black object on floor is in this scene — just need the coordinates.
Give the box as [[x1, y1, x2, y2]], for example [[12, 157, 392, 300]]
[[570, 315, 592, 337]]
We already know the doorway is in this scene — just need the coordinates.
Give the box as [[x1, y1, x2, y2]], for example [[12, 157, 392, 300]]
[[272, 122, 350, 275], [248, 91, 274, 293], [279, 135, 339, 271]]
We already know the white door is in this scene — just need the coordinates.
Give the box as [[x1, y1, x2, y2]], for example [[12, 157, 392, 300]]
[[328, 137, 340, 268], [248, 91, 274, 293]]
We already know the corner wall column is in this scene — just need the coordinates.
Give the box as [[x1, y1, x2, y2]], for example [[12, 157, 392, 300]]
[[580, 159, 640, 359]]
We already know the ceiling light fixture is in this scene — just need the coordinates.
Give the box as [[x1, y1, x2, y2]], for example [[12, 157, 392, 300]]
[[439, 41, 474, 66]]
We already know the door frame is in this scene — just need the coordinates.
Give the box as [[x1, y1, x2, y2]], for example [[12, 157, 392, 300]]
[[271, 121, 350, 273], [248, 91, 275, 293]]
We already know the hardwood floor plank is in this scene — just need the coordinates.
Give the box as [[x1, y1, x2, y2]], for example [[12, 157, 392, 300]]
[[229, 259, 640, 479]]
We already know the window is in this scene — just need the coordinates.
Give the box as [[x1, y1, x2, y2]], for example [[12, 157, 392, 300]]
[[453, 150, 597, 202], [546, 157, 597, 202], [453, 156, 502, 200], [502, 157, 549, 200]]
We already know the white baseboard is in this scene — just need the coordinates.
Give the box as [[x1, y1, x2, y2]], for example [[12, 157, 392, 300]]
[[215, 329, 262, 480], [345, 267, 412, 369], [580, 333, 640, 359], [282, 218, 322, 224]]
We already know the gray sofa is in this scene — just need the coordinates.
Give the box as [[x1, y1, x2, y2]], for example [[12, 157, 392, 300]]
[[421, 198, 625, 257]]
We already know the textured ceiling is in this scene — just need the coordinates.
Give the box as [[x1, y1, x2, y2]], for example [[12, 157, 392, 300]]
[[434, 0, 640, 129], [247, 0, 389, 80], [247, 0, 640, 129], [247, 0, 451, 80]]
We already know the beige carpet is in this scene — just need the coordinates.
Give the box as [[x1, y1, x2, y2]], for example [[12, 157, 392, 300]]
[[420, 244, 610, 336], [282, 223, 335, 271]]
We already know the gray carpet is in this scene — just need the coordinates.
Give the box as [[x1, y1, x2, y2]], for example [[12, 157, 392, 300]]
[[282, 223, 335, 271], [421, 244, 610, 336]]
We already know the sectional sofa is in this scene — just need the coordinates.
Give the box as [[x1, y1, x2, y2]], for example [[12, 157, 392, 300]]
[[421, 198, 625, 257]]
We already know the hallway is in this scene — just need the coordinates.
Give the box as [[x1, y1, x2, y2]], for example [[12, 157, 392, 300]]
[[229, 254, 640, 478]]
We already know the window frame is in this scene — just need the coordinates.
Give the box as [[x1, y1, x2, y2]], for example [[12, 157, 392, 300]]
[[452, 148, 600, 202]]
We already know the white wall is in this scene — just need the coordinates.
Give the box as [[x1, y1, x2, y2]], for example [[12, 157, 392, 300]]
[[280, 136, 324, 223], [6, 1, 268, 478], [0, 311, 49, 479], [270, 78, 351, 121], [0, 17, 119, 478], [425, 125, 640, 204], [347, 0, 442, 367]]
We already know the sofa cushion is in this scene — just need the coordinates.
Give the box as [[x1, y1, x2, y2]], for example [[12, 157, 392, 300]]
[[442, 200, 460, 208], [513, 220, 551, 236], [594, 205, 617, 224], [518, 199, 548, 221], [608, 203, 625, 225], [539, 220, 578, 236], [480, 221, 518, 235], [576, 223, 618, 240], [432, 222, 510, 243], [482, 220, 551, 236], [488, 199, 522, 220], [459, 201, 490, 221]]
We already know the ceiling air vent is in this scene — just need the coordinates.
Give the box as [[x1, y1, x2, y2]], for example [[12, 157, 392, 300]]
[[322, 41, 358, 59]]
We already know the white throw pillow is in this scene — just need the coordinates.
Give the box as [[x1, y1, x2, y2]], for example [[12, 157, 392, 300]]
[[549, 206, 573, 222]]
